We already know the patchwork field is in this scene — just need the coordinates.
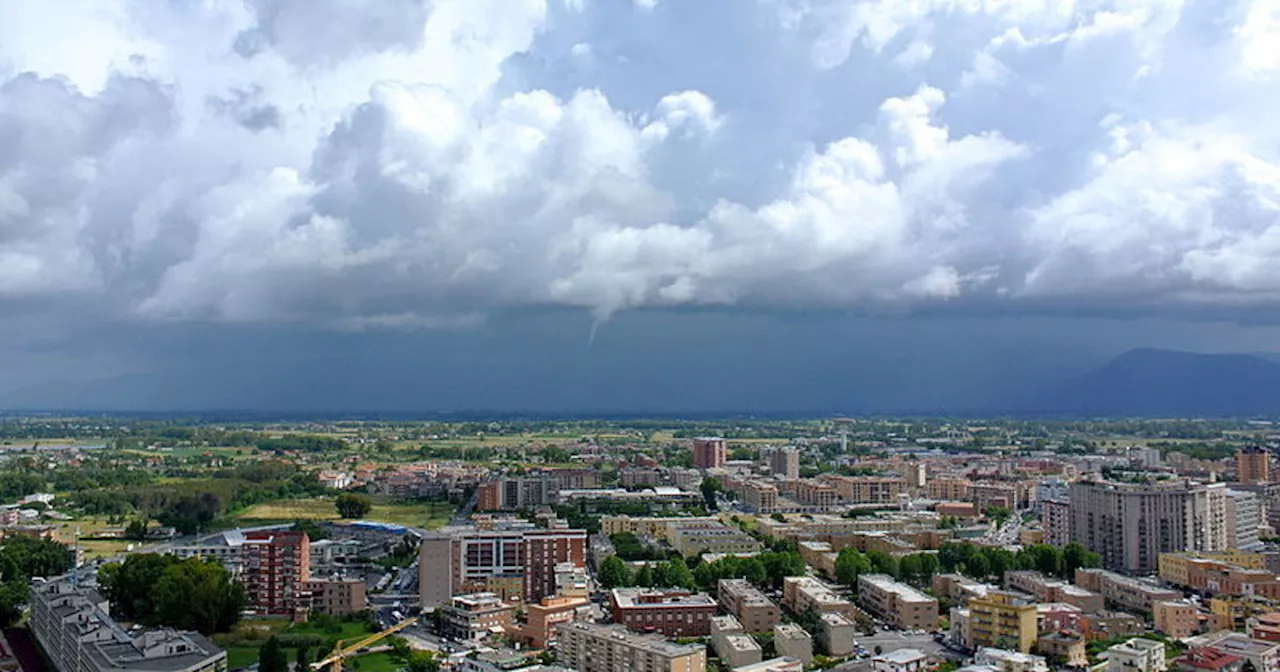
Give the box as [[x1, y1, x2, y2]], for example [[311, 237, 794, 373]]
[[234, 497, 454, 530]]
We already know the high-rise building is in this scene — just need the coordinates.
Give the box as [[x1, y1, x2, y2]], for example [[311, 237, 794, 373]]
[[692, 437, 727, 470], [1042, 499, 1072, 548], [1069, 480, 1227, 574], [1238, 447, 1272, 484], [1226, 490, 1262, 550], [558, 621, 707, 672], [243, 530, 310, 615], [770, 449, 800, 479], [419, 523, 587, 606]]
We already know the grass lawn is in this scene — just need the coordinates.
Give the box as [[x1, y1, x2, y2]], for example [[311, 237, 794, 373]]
[[216, 618, 377, 671], [235, 497, 453, 530], [347, 651, 403, 672]]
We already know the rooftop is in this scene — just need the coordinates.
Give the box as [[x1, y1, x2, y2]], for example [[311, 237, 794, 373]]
[[860, 574, 936, 604], [874, 649, 928, 665], [611, 588, 717, 609]]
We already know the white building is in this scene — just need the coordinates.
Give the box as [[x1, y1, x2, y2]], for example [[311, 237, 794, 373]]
[[1103, 638, 1167, 672], [974, 648, 1049, 672], [872, 649, 929, 672]]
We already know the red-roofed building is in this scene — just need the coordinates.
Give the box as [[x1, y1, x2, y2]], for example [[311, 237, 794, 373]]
[[1175, 648, 1243, 672]]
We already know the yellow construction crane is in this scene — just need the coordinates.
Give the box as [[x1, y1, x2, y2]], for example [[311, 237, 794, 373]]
[[311, 616, 420, 672]]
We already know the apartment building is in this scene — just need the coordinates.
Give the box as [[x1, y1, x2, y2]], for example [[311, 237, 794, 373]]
[[1004, 571, 1104, 613], [1041, 500, 1072, 548], [693, 438, 728, 470], [1226, 490, 1262, 550], [242, 530, 310, 615], [774, 624, 813, 665], [441, 593, 516, 642], [929, 478, 972, 502], [741, 481, 780, 514], [512, 595, 589, 649], [671, 527, 764, 557], [719, 579, 781, 633], [968, 591, 1037, 653], [558, 621, 707, 672], [1105, 638, 1168, 672], [419, 524, 587, 606], [1154, 600, 1202, 639], [711, 616, 763, 669], [770, 449, 801, 479], [1036, 603, 1083, 634], [857, 574, 939, 630], [1075, 569, 1182, 613], [30, 576, 227, 672], [601, 516, 721, 543], [782, 577, 858, 620], [301, 578, 366, 616], [1159, 553, 1280, 599], [819, 613, 858, 657], [933, 574, 995, 605], [794, 481, 840, 509], [1036, 631, 1088, 669], [609, 588, 720, 637], [1238, 447, 1272, 484], [1069, 480, 1227, 574], [829, 477, 907, 505], [1196, 632, 1280, 672]]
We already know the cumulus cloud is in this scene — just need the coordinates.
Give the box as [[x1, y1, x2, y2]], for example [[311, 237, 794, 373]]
[[0, 0, 1278, 331]]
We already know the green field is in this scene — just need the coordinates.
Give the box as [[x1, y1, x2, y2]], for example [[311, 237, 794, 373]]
[[235, 497, 453, 529], [216, 618, 379, 670]]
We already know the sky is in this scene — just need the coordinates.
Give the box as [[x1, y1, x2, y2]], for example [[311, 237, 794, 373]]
[[2, 0, 1280, 412]]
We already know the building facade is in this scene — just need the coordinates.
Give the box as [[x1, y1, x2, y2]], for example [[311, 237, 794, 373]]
[[968, 591, 1037, 653], [719, 579, 781, 633], [242, 530, 310, 615], [558, 622, 707, 672], [857, 574, 939, 630], [693, 438, 727, 471], [1069, 480, 1227, 574], [609, 588, 720, 637]]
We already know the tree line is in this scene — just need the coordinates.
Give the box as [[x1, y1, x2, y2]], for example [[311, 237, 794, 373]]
[[99, 554, 244, 635], [0, 537, 75, 625], [599, 549, 807, 592]]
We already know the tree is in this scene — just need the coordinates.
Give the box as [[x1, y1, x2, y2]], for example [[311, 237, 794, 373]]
[[125, 519, 149, 541], [153, 558, 245, 634], [100, 553, 177, 622], [259, 636, 288, 672], [963, 553, 990, 580], [406, 651, 440, 672], [634, 563, 655, 588], [700, 477, 721, 512], [835, 548, 872, 588], [296, 645, 311, 672], [599, 556, 633, 588], [661, 559, 696, 589], [335, 493, 372, 519]]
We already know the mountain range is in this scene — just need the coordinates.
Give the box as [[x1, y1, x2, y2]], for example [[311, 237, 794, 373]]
[[1027, 348, 1280, 417], [3, 348, 1280, 417]]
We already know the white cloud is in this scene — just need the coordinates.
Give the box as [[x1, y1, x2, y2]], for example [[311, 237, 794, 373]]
[[1, 0, 1279, 330]]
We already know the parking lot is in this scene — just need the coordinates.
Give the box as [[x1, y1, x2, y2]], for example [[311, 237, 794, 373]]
[[833, 632, 965, 671]]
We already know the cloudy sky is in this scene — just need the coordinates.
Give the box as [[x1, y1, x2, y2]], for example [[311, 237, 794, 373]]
[[2, 0, 1280, 412]]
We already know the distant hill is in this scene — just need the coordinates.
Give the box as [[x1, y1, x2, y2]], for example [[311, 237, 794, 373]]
[[1033, 348, 1280, 417]]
